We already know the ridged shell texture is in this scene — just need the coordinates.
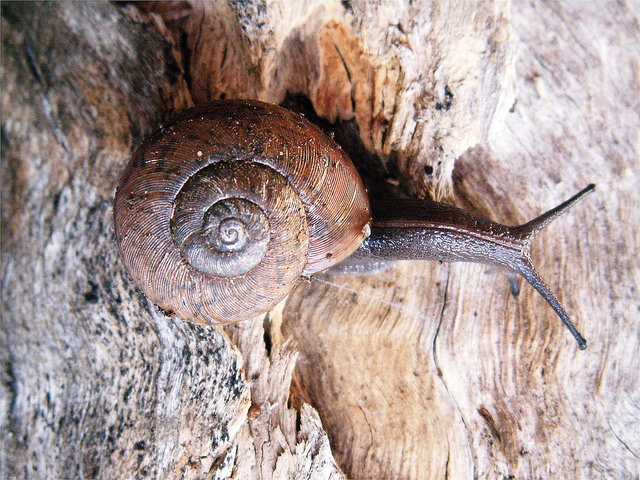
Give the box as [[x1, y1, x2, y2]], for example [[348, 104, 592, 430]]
[[114, 100, 371, 323]]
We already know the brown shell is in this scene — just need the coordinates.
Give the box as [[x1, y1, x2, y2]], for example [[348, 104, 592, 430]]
[[114, 100, 371, 324]]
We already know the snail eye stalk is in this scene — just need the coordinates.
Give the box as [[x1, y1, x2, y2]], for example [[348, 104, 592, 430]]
[[345, 184, 595, 349]]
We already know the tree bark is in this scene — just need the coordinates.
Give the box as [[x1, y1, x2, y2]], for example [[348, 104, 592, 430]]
[[2, 1, 638, 479]]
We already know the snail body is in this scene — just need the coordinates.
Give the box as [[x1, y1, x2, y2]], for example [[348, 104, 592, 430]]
[[114, 100, 594, 349]]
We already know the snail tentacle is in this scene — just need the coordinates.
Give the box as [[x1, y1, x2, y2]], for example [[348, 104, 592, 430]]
[[345, 185, 595, 349]]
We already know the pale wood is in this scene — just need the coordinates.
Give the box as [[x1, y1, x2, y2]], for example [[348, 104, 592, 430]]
[[284, 2, 640, 478], [2, 1, 638, 479]]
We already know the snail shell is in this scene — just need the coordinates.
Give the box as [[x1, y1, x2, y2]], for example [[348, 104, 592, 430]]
[[114, 100, 371, 324]]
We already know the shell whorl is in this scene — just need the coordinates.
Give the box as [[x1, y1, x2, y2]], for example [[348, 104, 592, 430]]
[[114, 100, 371, 324], [171, 161, 285, 278]]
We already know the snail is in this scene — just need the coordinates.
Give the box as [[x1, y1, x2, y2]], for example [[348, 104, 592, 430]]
[[114, 99, 594, 349]]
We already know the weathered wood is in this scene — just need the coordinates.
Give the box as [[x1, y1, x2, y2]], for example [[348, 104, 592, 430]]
[[0, 3, 251, 478], [2, 1, 638, 479], [283, 2, 640, 478], [1, 2, 341, 479]]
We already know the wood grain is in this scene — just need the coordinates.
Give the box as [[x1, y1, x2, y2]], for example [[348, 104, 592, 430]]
[[2, 1, 638, 479]]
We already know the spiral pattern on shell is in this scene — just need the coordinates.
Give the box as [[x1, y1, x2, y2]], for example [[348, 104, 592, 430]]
[[114, 100, 371, 323]]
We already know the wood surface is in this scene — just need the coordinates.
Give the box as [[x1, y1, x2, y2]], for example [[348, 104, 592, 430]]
[[1, 1, 638, 479]]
